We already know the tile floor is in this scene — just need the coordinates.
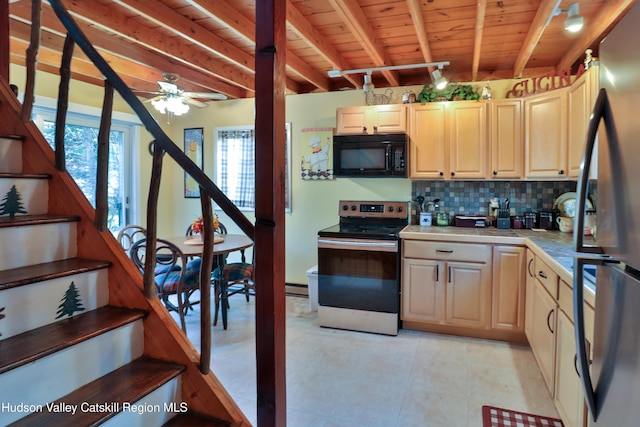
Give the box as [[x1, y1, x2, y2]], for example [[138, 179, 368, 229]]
[[176, 294, 560, 427]]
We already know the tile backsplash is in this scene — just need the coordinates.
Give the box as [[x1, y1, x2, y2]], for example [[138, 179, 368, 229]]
[[411, 181, 579, 218]]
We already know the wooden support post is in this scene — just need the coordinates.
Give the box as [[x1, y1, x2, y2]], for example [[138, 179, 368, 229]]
[[255, 0, 287, 425], [0, 0, 9, 81], [21, 0, 41, 121], [199, 191, 213, 375], [54, 34, 75, 171]]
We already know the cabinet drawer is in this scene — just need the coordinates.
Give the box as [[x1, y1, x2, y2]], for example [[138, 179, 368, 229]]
[[558, 279, 595, 344], [534, 256, 558, 298], [403, 240, 491, 263]]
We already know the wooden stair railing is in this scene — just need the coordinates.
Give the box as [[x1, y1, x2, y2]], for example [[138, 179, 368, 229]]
[[17, 0, 255, 376]]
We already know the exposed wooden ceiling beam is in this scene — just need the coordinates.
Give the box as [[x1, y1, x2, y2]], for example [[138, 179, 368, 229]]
[[328, 0, 399, 87], [472, 0, 487, 82], [47, 0, 255, 91], [556, 0, 638, 71], [512, 0, 561, 78], [406, 0, 437, 83]]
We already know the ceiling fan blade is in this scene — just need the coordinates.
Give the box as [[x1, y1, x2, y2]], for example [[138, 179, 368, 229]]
[[142, 95, 165, 103], [133, 90, 163, 96], [158, 81, 179, 93], [183, 97, 209, 108], [182, 91, 228, 100]]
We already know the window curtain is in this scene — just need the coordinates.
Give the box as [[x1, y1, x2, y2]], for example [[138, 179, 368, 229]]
[[217, 129, 255, 208]]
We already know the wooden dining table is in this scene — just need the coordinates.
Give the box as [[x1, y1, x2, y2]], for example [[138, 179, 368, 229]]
[[163, 234, 253, 259]]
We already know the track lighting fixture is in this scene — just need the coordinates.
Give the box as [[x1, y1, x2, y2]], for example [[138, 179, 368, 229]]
[[431, 69, 448, 90], [554, 2, 584, 33], [363, 72, 374, 93]]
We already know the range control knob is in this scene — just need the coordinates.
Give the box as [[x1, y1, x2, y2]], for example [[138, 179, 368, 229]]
[[342, 204, 349, 211], [388, 206, 394, 212], [397, 206, 403, 212], [351, 205, 357, 211]]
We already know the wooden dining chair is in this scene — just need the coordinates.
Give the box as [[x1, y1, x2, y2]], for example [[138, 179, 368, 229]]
[[212, 251, 255, 330], [129, 238, 201, 332]]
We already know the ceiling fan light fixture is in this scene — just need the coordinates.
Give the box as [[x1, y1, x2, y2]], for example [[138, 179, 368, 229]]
[[152, 95, 189, 116], [432, 69, 448, 90], [564, 3, 584, 32]]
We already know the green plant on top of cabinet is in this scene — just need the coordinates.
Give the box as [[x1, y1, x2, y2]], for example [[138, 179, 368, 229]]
[[336, 104, 407, 135], [525, 88, 568, 178], [408, 102, 487, 179], [490, 99, 523, 179]]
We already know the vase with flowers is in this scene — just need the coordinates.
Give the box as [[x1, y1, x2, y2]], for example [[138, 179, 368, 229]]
[[192, 213, 220, 240]]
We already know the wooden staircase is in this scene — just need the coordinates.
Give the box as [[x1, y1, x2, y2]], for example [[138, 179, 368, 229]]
[[0, 82, 247, 426]]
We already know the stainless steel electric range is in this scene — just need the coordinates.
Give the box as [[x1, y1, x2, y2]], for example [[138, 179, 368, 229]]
[[317, 200, 408, 335]]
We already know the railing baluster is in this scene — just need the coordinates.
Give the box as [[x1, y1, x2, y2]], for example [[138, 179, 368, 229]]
[[145, 142, 163, 299], [95, 80, 114, 231], [54, 34, 75, 171], [21, 0, 41, 121], [199, 191, 213, 374]]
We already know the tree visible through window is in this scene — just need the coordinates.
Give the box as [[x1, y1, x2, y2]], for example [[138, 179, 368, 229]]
[[215, 124, 291, 211]]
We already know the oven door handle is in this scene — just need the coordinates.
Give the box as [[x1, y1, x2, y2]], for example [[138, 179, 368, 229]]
[[318, 238, 398, 252]]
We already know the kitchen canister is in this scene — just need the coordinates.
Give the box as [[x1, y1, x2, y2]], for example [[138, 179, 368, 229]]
[[436, 211, 450, 226], [419, 212, 432, 226]]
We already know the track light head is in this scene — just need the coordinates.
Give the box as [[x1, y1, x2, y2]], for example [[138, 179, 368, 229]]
[[432, 69, 448, 90], [564, 3, 584, 32]]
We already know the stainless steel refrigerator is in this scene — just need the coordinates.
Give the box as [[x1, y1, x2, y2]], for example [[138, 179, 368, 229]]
[[573, 3, 640, 426]]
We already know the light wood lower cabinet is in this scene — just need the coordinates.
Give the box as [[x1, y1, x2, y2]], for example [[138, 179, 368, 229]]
[[402, 240, 493, 333], [492, 246, 526, 332], [527, 277, 558, 394], [524, 249, 536, 339], [554, 309, 587, 427]]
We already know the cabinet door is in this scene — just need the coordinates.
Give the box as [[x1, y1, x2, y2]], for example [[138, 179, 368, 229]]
[[448, 102, 487, 179], [370, 104, 407, 133], [530, 279, 558, 394], [336, 106, 369, 134], [402, 258, 445, 323], [490, 99, 523, 178], [492, 246, 525, 332], [554, 310, 587, 427], [524, 249, 536, 340], [568, 68, 598, 178], [445, 261, 491, 328], [408, 103, 447, 179], [525, 89, 568, 178]]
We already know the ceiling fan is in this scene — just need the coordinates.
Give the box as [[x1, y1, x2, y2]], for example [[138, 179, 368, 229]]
[[135, 73, 227, 115]]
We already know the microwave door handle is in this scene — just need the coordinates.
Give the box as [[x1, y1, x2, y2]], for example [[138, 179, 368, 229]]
[[574, 88, 607, 254], [386, 144, 391, 171]]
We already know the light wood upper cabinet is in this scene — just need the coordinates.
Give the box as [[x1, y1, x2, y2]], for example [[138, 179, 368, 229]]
[[408, 102, 487, 179], [448, 102, 488, 179], [525, 89, 569, 178], [492, 246, 526, 332], [336, 104, 407, 134], [490, 99, 523, 179], [568, 67, 599, 178], [408, 103, 447, 179]]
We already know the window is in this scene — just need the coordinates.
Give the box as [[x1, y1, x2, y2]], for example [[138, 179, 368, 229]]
[[215, 123, 291, 212], [32, 106, 137, 233]]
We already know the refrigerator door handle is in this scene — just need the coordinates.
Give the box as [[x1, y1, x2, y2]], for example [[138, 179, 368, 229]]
[[574, 89, 607, 254], [573, 256, 598, 420]]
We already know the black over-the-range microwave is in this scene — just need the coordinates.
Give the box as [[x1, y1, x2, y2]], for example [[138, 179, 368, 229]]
[[333, 133, 407, 177]]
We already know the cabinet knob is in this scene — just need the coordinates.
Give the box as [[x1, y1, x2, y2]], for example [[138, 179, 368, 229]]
[[558, 169, 565, 175], [439, 171, 444, 176], [363, 126, 367, 132], [451, 172, 455, 177], [373, 125, 378, 131], [493, 170, 498, 176]]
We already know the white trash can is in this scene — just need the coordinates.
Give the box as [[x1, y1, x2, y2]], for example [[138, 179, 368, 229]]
[[306, 265, 318, 312]]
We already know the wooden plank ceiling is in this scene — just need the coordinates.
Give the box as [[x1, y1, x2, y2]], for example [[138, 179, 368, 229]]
[[7, 0, 639, 101]]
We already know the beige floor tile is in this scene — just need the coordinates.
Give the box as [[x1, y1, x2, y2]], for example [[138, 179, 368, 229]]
[[175, 294, 559, 426]]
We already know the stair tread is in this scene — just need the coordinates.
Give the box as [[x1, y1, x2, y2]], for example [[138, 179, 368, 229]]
[[0, 134, 25, 141], [163, 412, 232, 426], [0, 172, 52, 179], [0, 257, 111, 290], [0, 214, 81, 228], [0, 305, 146, 375], [8, 356, 186, 426]]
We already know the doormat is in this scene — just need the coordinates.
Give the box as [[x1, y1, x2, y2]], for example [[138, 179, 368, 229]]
[[482, 406, 564, 427]]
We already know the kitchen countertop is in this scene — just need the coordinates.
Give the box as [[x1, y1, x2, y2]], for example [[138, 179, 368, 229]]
[[400, 225, 598, 306]]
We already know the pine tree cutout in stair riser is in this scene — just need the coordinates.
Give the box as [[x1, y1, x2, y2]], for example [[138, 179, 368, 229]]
[[0, 185, 28, 218], [56, 282, 86, 319]]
